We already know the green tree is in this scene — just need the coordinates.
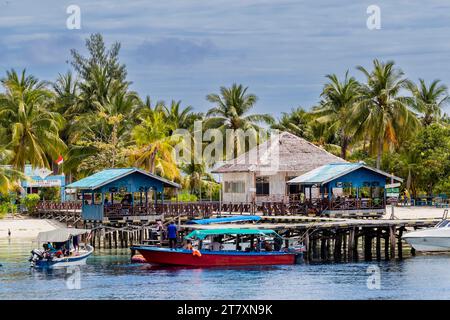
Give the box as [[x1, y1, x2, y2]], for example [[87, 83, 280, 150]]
[[160, 100, 202, 131], [314, 72, 361, 159], [0, 69, 66, 171], [206, 84, 274, 158], [352, 60, 419, 169], [271, 107, 313, 140], [129, 111, 179, 180], [408, 79, 449, 126]]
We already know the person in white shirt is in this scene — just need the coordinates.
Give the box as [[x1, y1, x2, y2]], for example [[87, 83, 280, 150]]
[[209, 237, 223, 251]]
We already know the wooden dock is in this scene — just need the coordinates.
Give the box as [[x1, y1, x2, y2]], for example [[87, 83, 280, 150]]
[[34, 201, 442, 262]]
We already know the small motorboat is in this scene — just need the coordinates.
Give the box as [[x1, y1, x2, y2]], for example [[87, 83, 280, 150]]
[[403, 210, 450, 252], [132, 228, 299, 267], [30, 228, 93, 268]]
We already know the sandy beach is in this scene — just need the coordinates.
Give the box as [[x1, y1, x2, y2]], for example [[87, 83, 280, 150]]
[[381, 205, 448, 220], [0, 205, 445, 240], [0, 219, 63, 239]]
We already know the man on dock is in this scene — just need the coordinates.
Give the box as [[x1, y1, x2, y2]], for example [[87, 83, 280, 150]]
[[167, 221, 177, 249]]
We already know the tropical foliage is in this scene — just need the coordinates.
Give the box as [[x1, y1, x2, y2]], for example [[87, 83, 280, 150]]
[[0, 33, 449, 201]]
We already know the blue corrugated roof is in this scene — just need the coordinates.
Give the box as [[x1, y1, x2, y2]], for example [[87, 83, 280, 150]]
[[287, 163, 402, 185], [66, 167, 180, 190]]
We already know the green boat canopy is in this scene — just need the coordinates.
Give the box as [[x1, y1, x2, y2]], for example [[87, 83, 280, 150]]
[[185, 228, 277, 240]]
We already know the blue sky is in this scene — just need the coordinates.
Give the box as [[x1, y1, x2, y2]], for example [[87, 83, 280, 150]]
[[1, 0, 450, 116]]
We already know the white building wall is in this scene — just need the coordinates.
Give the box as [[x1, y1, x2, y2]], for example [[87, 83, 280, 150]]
[[222, 172, 254, 203], [221, 170, 325, 203]]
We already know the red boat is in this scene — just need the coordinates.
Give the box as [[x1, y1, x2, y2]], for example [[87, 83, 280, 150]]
[[131, 228, 298, 267]]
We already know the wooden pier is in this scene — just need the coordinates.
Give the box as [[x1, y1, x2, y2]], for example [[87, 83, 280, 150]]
[[34, 201, 442, 262], [82, 214, 439, 262]]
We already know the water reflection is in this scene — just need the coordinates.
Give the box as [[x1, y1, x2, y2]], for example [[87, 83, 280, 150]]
[[3, 239, 450, 299]]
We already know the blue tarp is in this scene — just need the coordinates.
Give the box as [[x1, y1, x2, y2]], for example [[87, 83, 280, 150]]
[[186, 216, 262, 225]]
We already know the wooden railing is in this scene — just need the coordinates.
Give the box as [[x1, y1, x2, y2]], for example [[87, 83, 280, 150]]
[[37, 201, 82, 211], [36, 198, 386, 218]]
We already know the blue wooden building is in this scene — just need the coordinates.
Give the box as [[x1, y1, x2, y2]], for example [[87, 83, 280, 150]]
[[66, 168, 180, 222], [288, 163, 403, 216]]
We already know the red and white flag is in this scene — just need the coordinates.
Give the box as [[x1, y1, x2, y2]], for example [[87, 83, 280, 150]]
[[55, 155, 64, 165]]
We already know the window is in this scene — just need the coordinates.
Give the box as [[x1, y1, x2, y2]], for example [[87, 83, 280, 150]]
[[287, 176, 300, 194], [256, 176, 270, 195], [225, 181, 245, 193]]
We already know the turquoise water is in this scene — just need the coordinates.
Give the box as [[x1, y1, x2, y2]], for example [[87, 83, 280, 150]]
[[2, 238, 450, 300]]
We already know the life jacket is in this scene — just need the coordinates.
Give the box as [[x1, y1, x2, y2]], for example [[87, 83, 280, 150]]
[[192, 249, 202, 257]]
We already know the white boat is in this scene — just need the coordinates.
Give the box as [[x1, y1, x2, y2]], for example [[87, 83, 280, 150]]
[[30, 228, 94, 268], [402, 210, 450, 252]]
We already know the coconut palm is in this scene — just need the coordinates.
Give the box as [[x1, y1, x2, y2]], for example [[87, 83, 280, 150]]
[[129, 111, 179, 180], [314, 72, 361, 159], [0, 69, 66, 171], [206, 84, 274, 158], [0, 147, 25, 194], [160, 100, 202, 131], [181, 161, 216, 200], [206, 84, 274, 130], [408, 79, 449, 126], [352, 60, 419, 169], [271, 107, 313, 140]]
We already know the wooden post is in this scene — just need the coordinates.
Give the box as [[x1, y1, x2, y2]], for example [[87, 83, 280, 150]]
[[342, 232, 347, 259], [353, 228, 359, 261], [326, 237, 331, 261], [334, 232, 342, 262], [320, 233, 326, 260], [364, 229, 373, 261], [312, 237, 318, 260], [398, 226, 404, 259], [348, 228, 354, 261], [304, 231, 310, 261], [390, 226, 396, 259], [376, 228, 381, 260], [384, 229, 390, 260]]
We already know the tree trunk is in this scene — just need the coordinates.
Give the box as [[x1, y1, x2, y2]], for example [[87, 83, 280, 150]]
[[376, 137, 383, 169], [340, 135, 348, 160]]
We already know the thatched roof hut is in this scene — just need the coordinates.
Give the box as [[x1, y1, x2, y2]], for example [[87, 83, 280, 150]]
[[212, 131, 346, 174], [213, 131, 347, 203]]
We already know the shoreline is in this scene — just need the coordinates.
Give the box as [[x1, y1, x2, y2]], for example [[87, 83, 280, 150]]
[[0, 218, 63, 240], [0, 205, 445, 240]]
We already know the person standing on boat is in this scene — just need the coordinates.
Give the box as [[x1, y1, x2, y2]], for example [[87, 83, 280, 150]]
[[167, 221, 177, 249]]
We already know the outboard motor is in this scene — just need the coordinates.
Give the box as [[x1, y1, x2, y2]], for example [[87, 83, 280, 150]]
[[29, 249, 44, 266]]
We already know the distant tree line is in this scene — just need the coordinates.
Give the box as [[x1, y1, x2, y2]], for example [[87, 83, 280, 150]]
[[0, 33, 449, 199]]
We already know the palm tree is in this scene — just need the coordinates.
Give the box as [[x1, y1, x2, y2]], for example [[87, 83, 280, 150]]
[[352, 60, 419, 169], [160, 100, 202, 131], [0, 147, 25, 194], [129, 111, 179, 180], [271, 107, 313, 140], [181, 161, 216, 200], [206, 84, 274, 158], [94, 91, 140, 167], [314, 72, 361, 159], [0, 69, 66, 171], [408, 79, 449, 126]]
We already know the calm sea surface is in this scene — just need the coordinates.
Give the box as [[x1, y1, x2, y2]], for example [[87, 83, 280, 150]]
[[1, 238, 450, 300]]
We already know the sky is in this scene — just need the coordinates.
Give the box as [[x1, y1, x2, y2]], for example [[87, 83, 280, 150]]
[[1, 0, 450, 117]]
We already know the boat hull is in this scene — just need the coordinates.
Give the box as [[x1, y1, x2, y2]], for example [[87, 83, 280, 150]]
[[132, 246, 297, 267], [34, 245, 94, 268], [403, 236, 450, 252], [403, 228, 450, 252]]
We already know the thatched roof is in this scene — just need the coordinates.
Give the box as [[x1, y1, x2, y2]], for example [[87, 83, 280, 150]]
[[212, 131, 346, 174]]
